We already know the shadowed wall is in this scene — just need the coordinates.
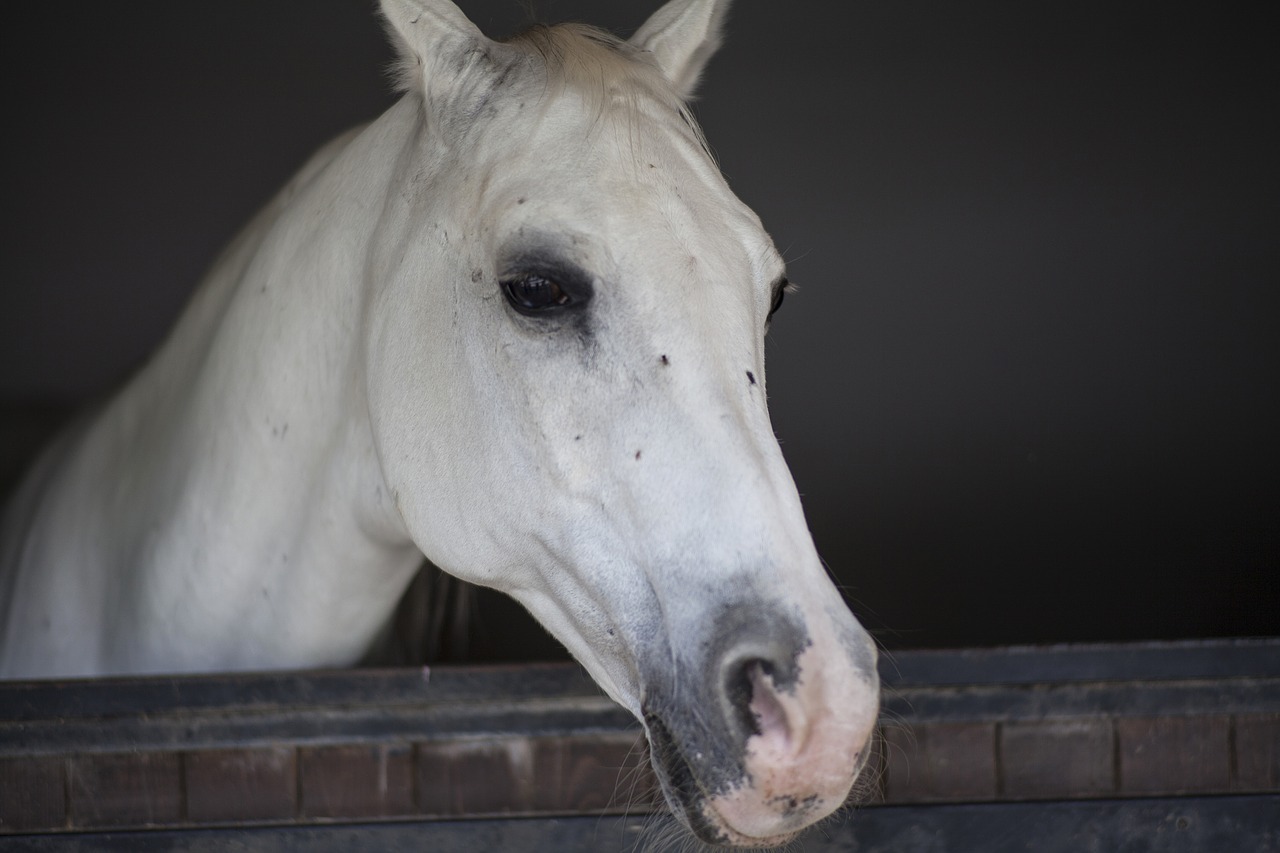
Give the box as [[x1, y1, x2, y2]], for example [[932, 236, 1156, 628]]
[[1, 1, 1275, 654]]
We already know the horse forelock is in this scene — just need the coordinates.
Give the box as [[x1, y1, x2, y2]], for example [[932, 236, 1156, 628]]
[[504, 23, 670, 100], [387, 17, 712, 164], [505, 23, 715, 166]]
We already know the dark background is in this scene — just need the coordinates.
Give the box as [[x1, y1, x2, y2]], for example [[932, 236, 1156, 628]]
[[2, 1, 1276, 656]]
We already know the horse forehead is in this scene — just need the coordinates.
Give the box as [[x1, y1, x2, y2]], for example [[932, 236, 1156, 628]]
[[480, 107, 773, 271], [479, 84, 722, 201]]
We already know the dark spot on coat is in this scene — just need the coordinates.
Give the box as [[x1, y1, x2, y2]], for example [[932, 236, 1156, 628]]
[[746, 371, 757, 385], [574, 435, 582, 441], [773, 793, 820, 817], [517, 197, 526, 204], [471, 268, 483, 282], [635, 450, 642, 461], [660, 354, 670, 366]]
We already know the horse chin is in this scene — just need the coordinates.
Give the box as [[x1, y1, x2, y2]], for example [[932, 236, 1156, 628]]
[[645, 713, 806, 850], [654, 761, 804, 849], [644, 673, 877, 848]]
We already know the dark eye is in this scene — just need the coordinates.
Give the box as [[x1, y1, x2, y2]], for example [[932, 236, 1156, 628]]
[[501, 273, 572, 314], [768, 277, 790, 320]]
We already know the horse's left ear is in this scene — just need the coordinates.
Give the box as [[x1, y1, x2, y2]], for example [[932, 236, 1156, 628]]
[[629, 0, 732, 100], [380, 0, 495, 94]]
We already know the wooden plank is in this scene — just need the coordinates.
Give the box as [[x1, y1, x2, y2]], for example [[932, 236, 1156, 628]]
[[882, 721, 997, 803], [1117, 716, 1232, 795], [297, 744, 414, 819], [884, 638, 1280, 686], [0, 756, 64, 832], [0, 696, 636, 757], [1235, 712, 1280, 791], [416, 738, 534, 817], [887, 677, 1278, 723], [184, 748, 296, 823], [999, 719, 1114, 799], [6, 638, 1275, 725], [0, 796, 1274, 852], [66, 753, 181, 829], [5, 672, 1274, 758], [0, 664, 606, 724], [528, 733, 655, 813]]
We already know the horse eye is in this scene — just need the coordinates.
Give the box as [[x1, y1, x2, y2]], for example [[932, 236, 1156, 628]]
[[768, 277, 790, 320], [501, 273, 572, 314]]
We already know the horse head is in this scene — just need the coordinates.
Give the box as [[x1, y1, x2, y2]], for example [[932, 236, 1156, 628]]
[[366, 0, 879, 845]]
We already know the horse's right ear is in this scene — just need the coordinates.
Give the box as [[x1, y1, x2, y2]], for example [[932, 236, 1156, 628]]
[[630, 0, 732, 100], [380, 0, 494, 94]]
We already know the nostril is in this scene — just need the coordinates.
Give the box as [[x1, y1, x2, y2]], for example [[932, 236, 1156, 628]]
[[724, 658, 791, 745], [724, 657, 764, 738], [747, 662, 791, 745]]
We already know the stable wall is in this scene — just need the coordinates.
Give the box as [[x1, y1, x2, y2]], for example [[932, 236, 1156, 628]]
[[1, 1, 1276, 654]]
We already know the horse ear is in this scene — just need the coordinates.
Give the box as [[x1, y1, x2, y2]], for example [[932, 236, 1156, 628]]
[[629, 0, 731, 99], [380, 0, 493, 94]]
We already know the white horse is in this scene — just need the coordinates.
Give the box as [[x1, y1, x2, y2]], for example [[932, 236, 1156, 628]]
[[0, 0, 879, 846]]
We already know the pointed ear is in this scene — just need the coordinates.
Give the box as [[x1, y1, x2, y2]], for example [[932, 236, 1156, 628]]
[[629, 0, 732, 99], [380, 0, 494, 94]]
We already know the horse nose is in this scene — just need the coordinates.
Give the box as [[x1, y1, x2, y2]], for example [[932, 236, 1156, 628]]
[[701, 607, 880, 842]]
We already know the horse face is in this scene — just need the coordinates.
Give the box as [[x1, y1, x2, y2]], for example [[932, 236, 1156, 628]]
[[367, 1, 879, 846]]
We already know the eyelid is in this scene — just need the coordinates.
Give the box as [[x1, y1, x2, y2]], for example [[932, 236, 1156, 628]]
[[767, 275, 791, 318]]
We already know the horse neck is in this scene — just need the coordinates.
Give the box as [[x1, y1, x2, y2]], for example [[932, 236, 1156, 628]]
[[97, 98, 428, 670]]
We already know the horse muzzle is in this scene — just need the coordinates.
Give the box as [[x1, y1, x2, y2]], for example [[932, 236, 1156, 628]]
[[639, 604, 880, 847]]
